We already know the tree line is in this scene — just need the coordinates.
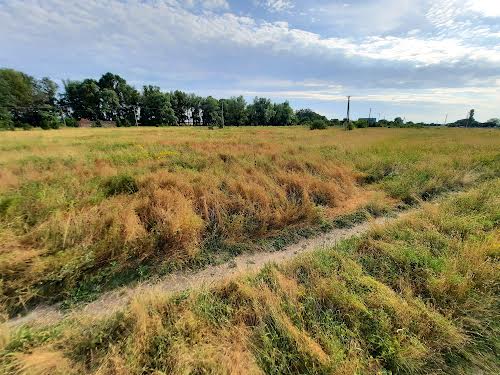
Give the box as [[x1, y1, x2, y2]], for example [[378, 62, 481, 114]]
[[0, 69, 317, 129], [1, 68, 498, 130]]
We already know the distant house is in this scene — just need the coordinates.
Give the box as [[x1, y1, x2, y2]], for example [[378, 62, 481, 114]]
[[77, 119, 116, 128], [77, 118, 93, 128], [359, 117, 377, 125]]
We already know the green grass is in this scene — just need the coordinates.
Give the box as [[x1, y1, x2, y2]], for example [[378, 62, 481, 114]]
[[0, 127, 499, 316], [1, 179, 498, 374]]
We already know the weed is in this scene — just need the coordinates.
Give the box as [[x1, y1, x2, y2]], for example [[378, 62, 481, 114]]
[[0, 127, 498, 316], [1, 182, 499, 374], [102, 174, 138, 196]]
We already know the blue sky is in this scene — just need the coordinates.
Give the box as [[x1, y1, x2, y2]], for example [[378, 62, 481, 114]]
[[1, 0, 499, 122]]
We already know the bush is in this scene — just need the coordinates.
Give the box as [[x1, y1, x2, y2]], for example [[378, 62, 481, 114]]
[[309, 119, 328, 130], [40, 114, 60, 130], [0, 110, 14, 130], [65, 118, 78, 128], [116, 118, 133, 127], [355, 119, 368, 128], [0, 121, 15, 131], [22, 123, 33, 131], [103, 175, 139, 197]]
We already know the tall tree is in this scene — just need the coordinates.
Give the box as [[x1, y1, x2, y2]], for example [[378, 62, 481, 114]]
[[487, 118, 500, 127], [140, 85, 177, 126], [62, 79, 101, 120], [467, 109, 475, 128], [99, 89, 120, 121], [188, 94, 203, 126], [224, 96, 247, 126], [171, 90, 189, 125], [271, 101, 294, 126], [0, 68, 58, 128], [201, 96, 221, 127], [98, 72, 139, 124], [394, 117, 404, 126], [295, 109, 328, 125], [247, 97, 274, 125]]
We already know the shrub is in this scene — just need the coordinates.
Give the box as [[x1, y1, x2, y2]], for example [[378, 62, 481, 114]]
[[355, 119, 368, 128], [309, 119, 328, 130], [103, 174, 139, 197], [0, 118, 14, 130], [40, 114, 60, 130], [0, 109, 13, 130], [65, 118, 78, 127], [116, 118, 132, 127]]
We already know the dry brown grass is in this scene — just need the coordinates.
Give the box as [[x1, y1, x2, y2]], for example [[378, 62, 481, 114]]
[[0, 127, 498, 315]]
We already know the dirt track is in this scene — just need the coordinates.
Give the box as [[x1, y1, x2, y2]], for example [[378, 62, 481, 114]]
[[7, 213, 403, 329]]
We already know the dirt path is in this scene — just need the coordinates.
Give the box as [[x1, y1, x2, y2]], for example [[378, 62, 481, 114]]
[[6, 213, 402, 329]]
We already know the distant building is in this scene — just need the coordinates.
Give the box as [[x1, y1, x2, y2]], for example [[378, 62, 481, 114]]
[[359, 118, 377, 125], [77, 118, 116, 128], [77, 118, 93, 128]]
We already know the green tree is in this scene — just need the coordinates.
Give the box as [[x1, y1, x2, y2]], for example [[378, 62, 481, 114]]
[[394, 117, 404, 126], [201, 96, 221, 127], [100, 89, 120, 121], [140, 86, 176, 126], [467, 109, 475, 127], [62, 79, 101, 120], [271, 101, 294, 126], [36, 77, 58, 107], [188, 94, 203, 126], [0, 69, 59, 128], [355, 119, 368, 128], [171, 90, 190, 125], [487, 118, 500, 127], [97, 72, 139, 123], [224, 96, 247, 126], [295, 108, 328, 125], [61, 72, 139, 124], [247, 97, 274, 125]]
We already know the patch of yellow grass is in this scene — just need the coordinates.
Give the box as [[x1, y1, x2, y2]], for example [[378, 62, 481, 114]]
[[0, 127, 498, 315]]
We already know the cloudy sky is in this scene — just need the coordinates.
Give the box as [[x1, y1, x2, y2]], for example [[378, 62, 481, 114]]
[[1, 0, 499, 122]]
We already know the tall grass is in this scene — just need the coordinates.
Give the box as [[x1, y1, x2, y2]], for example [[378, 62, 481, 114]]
[[1, 179, 498, 374], [0, 127, 499, 314]]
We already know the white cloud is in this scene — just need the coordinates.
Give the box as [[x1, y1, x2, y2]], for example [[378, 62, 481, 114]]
[[239, 84, 499, 106], [1, 0, 499, 71], [1, 0, 498, 68], [466, 0, 500, 17], [259, 0, 294, 13], [309, 0, 425, 35], [0, 0, 499, 121], [200, 0, 229, 10], [184, 0, 229, 10]]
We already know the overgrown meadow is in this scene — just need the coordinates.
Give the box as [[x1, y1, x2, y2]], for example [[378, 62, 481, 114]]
[[1, 174, 498, 374], [0, 127, 499, 316]]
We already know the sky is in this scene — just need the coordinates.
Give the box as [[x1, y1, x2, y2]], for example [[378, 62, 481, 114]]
[[1, 0, 499, 122]]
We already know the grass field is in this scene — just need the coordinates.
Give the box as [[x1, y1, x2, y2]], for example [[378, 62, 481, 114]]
[[0, 127, 499, 317], [1, 177, 498, 374]]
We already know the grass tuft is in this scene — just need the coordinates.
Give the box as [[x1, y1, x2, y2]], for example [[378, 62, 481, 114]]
[[2, 180, 498, 374], [102, 174, 138, 197]]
